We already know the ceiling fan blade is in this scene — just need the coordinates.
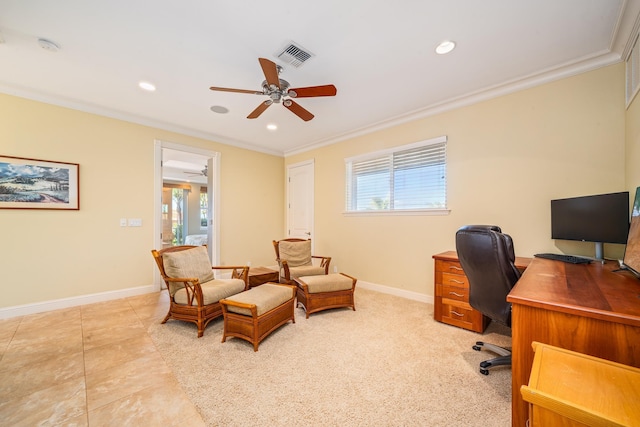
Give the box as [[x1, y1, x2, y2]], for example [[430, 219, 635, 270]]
[[247, 100, 273, 119], [284, 100, 314, 121], [210, 86, 262, 95], [288, 85, 337, 98], [258, 58, 280, 89]]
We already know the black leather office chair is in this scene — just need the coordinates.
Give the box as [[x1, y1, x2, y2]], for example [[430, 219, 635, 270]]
[[455, 225, 522, 375]]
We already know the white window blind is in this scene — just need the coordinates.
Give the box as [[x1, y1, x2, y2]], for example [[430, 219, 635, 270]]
[[345, 136, 447, 212]]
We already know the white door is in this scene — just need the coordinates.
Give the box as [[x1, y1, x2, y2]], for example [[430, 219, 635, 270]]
[[287, 160, 314, 240]]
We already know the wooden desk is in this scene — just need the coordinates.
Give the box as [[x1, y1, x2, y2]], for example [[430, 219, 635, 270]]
[[507, 258, 640, 427]]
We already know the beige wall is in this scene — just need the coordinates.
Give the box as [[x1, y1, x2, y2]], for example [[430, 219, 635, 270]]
[[0, 93, 284, 309], [626, 87, 640, 193], [286, 63, 627, 296], [1, 61, 633, 310]]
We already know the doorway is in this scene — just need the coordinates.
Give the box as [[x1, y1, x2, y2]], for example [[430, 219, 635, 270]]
[[153, 141, 220, 287]]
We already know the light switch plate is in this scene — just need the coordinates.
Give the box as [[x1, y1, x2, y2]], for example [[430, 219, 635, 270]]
[[128, 218, 142, 227]]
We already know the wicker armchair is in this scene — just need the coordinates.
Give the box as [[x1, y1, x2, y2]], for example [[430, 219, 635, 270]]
[[151, 245, 249, 337], [272, 238, 331, 284]]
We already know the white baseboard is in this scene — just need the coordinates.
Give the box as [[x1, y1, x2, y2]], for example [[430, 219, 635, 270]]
[[357, 280, 433, 304], [0, 284, 158, 320], [0, 280, 432, 320]]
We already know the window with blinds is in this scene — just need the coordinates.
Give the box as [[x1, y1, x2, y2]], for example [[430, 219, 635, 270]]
[[345, 136, 447, 213]]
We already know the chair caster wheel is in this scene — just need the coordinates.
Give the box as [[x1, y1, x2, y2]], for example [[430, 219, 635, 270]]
[[473, 345, 482, 351], [480, 368, 489, 375]]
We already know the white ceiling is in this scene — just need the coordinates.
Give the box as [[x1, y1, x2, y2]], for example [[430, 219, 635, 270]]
[[1, 1, 639, 157], [162, 148, 208, 184]]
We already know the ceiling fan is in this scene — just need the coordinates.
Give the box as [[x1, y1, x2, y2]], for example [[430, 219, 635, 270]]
[[184, 164, 207, 177], [210, 58, 337, 121]]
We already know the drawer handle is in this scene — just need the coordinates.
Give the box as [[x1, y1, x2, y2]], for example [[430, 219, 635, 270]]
[[451, 310, 464, 317], [449, 291, 464, 297], [449, 266, 464, 271], [449, 279, 465, 284]]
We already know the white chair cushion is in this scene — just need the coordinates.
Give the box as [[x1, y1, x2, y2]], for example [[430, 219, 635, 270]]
[[174, 278, 246, 305], [162, 246, 214, 296], [288, 265, 326, 279], [298, 273, 354, 293], [223, 284, 294, 317], [279, 240, 312, 267]]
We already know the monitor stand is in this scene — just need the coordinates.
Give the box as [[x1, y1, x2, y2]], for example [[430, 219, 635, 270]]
[[594, 242, 604, 261]]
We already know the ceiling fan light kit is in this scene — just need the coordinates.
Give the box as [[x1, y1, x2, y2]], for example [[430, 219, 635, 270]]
[[210, 57, 336, 121]]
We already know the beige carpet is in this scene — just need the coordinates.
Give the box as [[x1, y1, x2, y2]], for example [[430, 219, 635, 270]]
[[147, 288, 512, 426]]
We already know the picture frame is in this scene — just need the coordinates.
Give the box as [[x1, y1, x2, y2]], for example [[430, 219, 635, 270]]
[[0, 155, 79, 210]]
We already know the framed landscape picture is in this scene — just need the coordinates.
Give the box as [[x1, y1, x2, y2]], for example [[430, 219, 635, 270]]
[[0, 155, 79, 210]]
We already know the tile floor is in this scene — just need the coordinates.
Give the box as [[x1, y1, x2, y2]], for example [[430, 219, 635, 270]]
[[0, 292, 206, 426]]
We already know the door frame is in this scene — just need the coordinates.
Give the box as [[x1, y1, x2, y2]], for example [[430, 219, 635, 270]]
[[153, 140, 221, 287]]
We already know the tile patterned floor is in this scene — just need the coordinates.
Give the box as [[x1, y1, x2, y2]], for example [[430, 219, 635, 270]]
[[0, 292, 206, 427]]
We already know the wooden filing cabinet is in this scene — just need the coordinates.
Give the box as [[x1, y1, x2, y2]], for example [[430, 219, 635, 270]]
[[433, 250, 530, 333], [433, 251, 489, 332]]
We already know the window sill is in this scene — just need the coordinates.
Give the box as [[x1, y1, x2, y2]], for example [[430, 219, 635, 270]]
[[342, 208, 451, 217]]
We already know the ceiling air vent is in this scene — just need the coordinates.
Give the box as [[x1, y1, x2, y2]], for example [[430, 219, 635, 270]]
[[275, 42, 314, 68]]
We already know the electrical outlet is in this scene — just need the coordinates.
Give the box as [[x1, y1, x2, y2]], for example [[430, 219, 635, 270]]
[[247, 261, 252, 267], [333, 266, 338, 273], [120, 218, 127, 227]]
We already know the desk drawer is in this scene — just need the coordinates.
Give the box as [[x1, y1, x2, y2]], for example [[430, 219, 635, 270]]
[[436, 260, 465, 275], [441, 284, 468, 302], [441, 272, 469, 289], [440, 301, 475, 329]]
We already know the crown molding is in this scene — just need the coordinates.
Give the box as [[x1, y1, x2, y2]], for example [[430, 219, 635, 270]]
[[0, 82, 284, 157], [284, 51, 622, 157]]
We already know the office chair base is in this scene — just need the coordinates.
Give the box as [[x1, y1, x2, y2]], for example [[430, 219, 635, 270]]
[[473, 341, 512, 375]]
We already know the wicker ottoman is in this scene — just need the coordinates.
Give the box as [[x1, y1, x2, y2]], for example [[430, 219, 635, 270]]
[[220, 283, 296, 351], [294, 273, 357, 318]]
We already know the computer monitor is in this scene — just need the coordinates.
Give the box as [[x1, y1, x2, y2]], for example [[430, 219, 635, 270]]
[[622, 187, 640, 277], [551, 191, 629, 260]]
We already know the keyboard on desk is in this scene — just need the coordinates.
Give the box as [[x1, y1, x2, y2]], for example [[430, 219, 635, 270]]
[[534, 253, 592, 264]]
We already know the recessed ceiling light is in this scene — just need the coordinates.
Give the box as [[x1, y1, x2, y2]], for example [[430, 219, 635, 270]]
[[138, 81, 156, 91], [266, 123, 278, 131], [435, 40, 456, 55], [210, 105, 229, 114]]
